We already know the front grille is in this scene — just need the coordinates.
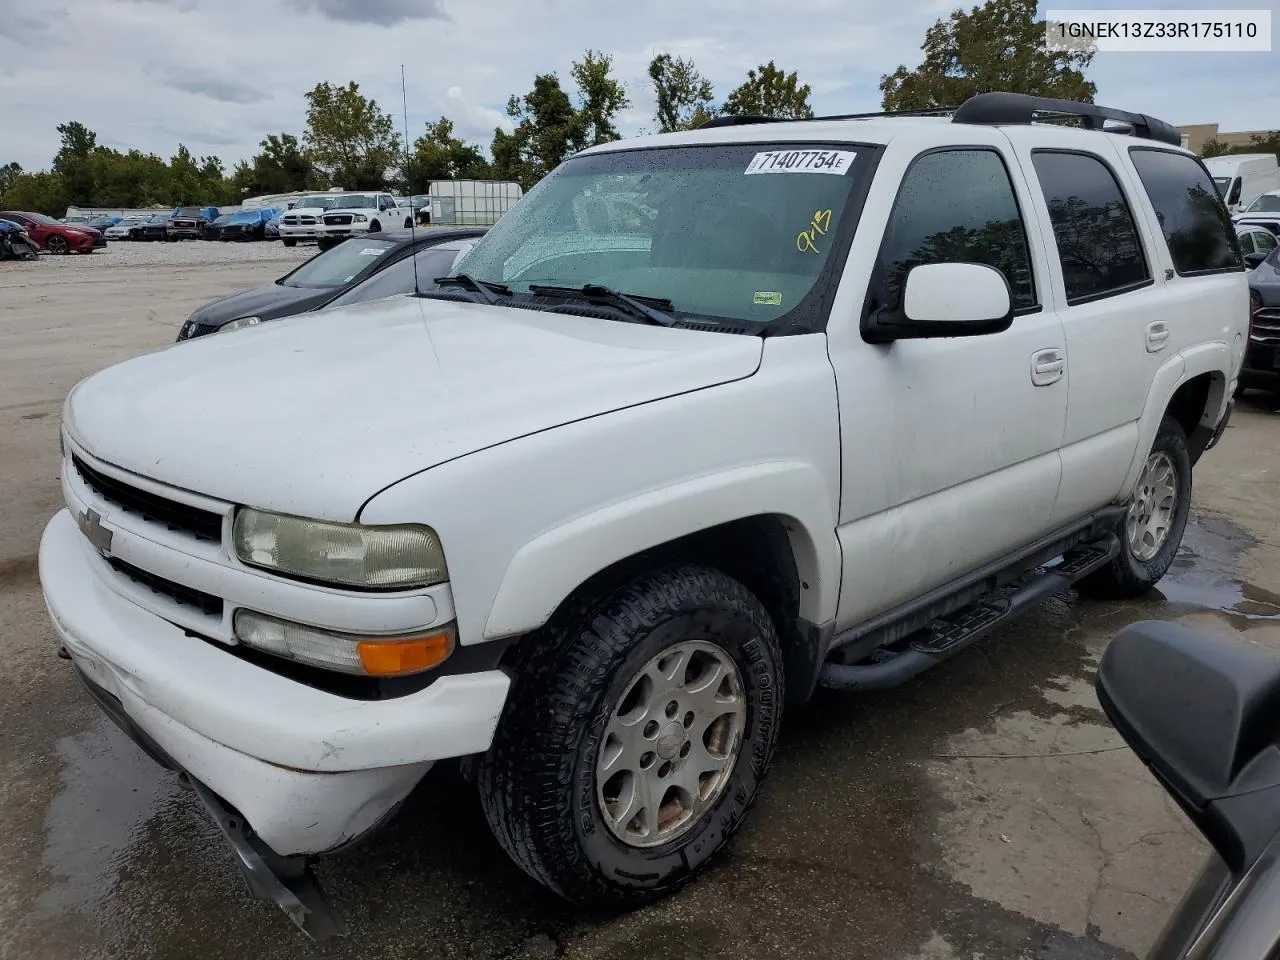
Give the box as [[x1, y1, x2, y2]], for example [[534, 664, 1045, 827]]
[[107, 557, 223, 617], [325, 214, 353, 225], [283, 216, 298, 225], [300, 216, 316, 225], [1253, 310, 1280, 343], [72, 455, 223, 542]]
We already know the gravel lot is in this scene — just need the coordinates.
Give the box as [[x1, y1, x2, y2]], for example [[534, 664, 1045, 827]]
[[3, 244, 1280, 959]]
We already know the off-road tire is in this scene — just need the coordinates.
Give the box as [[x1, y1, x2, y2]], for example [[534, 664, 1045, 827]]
[[1077, 415, 1192, 599], [475, 564, 785, 909]]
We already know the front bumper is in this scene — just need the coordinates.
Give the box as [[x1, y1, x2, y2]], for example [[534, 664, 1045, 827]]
[[39, 508, 511, 855], [279, 224, 320, 240]]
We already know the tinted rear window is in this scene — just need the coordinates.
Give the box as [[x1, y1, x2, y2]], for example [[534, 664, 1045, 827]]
[[1129, 149, 1242, 275]]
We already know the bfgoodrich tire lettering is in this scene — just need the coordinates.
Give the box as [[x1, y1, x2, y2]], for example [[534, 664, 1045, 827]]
[[1078, 414, 1192, 599], [475, 565, 784, 908]]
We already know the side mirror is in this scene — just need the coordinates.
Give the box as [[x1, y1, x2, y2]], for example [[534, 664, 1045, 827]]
[[1243, 252, 1266, 269], [1097, 621, 1280, 875], [863, 262, 1014, 343]]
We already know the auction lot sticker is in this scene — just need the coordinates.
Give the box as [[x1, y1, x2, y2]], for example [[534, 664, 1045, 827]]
[[745, 150, 857, 175]]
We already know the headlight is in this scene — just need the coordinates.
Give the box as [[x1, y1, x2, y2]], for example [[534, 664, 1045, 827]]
[[219, 315, 262, 334], [354, 214, 368, 223], [234, 609, 454, 676], [233, 508, 448, 589]]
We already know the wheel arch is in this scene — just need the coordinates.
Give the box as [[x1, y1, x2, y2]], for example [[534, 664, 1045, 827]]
[[1122, 344, 1230, 493]]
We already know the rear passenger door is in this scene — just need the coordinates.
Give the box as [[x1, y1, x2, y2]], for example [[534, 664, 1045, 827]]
[[1004, 129, 1158, 524]]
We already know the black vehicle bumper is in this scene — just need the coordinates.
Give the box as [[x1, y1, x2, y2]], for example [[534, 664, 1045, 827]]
[[168, 229, 202, 241], [1240, 339, 1280, 390], [72, 665, 348, 940]]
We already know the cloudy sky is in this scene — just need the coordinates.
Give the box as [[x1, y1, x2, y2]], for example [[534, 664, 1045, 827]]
[[1, 0, 1276, 173]]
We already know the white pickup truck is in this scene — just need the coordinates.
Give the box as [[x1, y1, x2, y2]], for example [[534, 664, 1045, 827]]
[[314, 191, 415, 250], [40, 93, 1248, 938]]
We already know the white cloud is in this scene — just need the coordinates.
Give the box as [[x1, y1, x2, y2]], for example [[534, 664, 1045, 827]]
[[1, 0, 1277, 174]]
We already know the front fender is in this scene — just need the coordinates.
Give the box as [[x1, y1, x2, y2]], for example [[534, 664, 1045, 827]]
[[483, 462, 840, 640]]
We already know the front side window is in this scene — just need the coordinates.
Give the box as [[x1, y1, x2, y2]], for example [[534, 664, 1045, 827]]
[[283, 239, 398, 288], [1227, 178, 1242, 205], [454, 142, 879, 330], [1129, 148, 1241, 275], [870, 149, 1036, 313], [1030, 151, 1150, 302]]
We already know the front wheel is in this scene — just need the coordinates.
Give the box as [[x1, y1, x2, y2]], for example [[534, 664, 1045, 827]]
[[1077, 415, 1192, 599], [47, 235, 71, 255], [476, 565, 784, 908], [282, 238, 297, 248], [316, 237, 337, 252]]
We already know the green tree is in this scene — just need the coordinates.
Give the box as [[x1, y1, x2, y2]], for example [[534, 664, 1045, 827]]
[[404, 117, 490, 192], [880, 0, 1095, 110], [722, 61, 813, 119], [1246, 131, 1280, 157], [303, 82, 400, 189], [52, 121, 100, 206], [572, 49, 630, 145], [1200, 138, 1232, 159], [0, 162, 22, 196], [649, 53, 715, 132], [492, 73, 586, 190], [229, 133, 316, 197], [0, 171, 68, 215]]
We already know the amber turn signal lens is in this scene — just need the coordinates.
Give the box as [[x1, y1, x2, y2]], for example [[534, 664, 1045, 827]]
[[357, 630, 453, 676]]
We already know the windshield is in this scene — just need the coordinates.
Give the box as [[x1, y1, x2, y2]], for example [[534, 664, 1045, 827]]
[[330, 195, 378, 209], [1246, 193, 1280, 213], [294, 196, 336, 210], [175, 207, 203, 218], [28, 213, 63, 226], [148, 215, 168, 224], [326, 244, 466, 308], [229, 211, 260, 223], [1212, 177, 1231, 198], [283, 238, 398, 288], [453, 143, 871, 329]]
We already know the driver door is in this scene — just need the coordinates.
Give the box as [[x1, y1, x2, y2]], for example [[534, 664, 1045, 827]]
[[825, 136, 1067, 630]]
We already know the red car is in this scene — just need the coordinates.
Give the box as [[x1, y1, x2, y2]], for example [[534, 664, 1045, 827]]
[[0, 211, 106, 254]]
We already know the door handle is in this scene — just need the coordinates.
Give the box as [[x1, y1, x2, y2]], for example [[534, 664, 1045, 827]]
[[1031, 348, 1065, 386], [1146, 321, 1170, 352]]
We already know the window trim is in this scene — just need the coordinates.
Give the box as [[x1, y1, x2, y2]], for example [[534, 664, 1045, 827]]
[[1029, 147, 1154, 307], [1128, 145, 1247, 278], [861, 144, 1042, 332]]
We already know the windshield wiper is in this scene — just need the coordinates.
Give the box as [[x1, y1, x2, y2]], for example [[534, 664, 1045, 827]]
[[433, 274, 511, 305], [528, 283, 678, 327]]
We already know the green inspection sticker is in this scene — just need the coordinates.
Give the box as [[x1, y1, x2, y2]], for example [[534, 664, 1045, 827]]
[[753, 291, 783, 305]]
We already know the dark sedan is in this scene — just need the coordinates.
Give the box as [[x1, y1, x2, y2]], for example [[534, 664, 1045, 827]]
[[1242, 245, 1280, 398], [176, 227, 486, 340], [129, 214, 170, 241]]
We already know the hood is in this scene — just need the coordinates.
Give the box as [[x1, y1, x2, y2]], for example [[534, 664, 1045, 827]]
[[188, 282, 332, 326], [1251, 258, 1280, 297], [286, 206, 330, 216], [64, 298, 763, 520]]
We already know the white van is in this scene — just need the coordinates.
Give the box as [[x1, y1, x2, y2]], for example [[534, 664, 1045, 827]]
[[1204, 153, 1280, 214]]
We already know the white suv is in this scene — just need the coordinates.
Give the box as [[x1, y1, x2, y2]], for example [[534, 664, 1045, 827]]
[[315, 192, 413, 249], [39, 93, 1248, 937]]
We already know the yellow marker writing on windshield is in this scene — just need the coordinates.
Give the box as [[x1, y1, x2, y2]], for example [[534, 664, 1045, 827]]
[[796, 208, 833, 254]]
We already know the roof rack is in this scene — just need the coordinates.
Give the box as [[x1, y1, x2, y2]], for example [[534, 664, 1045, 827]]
[[950, 92, 1181, 146], [698, 107, 955, 129]]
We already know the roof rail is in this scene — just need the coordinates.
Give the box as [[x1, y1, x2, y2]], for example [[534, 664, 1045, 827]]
[[698, 107, 955, 129], [698, 115, 782, 129], [951, 92, 1181, 146]]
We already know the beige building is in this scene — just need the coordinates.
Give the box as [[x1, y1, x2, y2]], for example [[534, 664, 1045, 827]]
[[1176, 123, 1274, 155]]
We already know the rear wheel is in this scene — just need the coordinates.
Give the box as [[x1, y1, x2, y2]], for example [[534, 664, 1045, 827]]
[[476, 565, 784, 908], [1077, 415, 1192, 599], [47, 235, 70, 255]]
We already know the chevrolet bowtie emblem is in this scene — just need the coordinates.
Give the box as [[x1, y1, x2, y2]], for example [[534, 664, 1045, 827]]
[[78, 508, 113, 556]]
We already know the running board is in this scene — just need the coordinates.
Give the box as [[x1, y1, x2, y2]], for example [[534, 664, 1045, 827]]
[[818, 534, 1120, 692]]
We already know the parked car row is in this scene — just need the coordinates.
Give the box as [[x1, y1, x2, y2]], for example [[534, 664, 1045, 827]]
[[0, 211, 107, 254]]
